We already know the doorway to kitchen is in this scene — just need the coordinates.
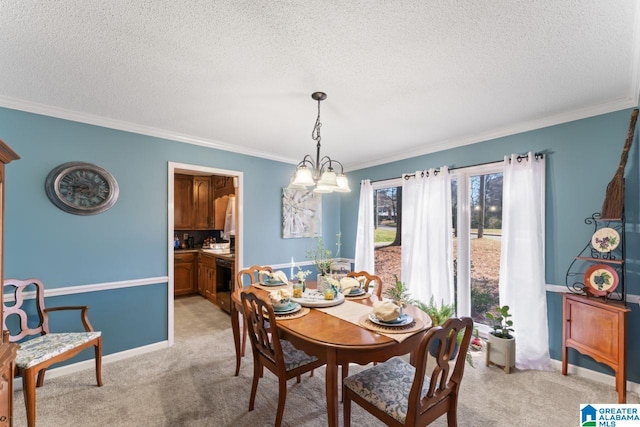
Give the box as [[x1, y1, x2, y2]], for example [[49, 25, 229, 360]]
[[167, 161, 243, 346]]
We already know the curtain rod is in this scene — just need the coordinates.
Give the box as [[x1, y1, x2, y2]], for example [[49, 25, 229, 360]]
[[372, 152, 544, 182]]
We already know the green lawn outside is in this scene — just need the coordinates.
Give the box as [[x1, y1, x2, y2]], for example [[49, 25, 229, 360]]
[[374, 228, 396, 243]]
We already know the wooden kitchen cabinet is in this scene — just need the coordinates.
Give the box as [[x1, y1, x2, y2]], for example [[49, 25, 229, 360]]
[[174, 174, 194, 229], [174, 252, 197, 296], [198, 253, 217, 302], [193, 176, 213, 229], [175, 174, 216, 230], [562, 293, 630, 402]]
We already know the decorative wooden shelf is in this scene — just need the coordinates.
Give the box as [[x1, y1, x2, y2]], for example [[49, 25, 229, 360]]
[[565, 213, 625, 301]]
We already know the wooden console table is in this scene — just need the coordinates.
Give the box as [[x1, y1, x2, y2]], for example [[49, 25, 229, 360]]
[[562, 293, 629, 403]]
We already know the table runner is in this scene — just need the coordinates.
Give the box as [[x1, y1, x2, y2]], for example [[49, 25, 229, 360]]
[[315, 300, 426, 343]]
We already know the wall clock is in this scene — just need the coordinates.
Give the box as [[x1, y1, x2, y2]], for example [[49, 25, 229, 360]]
[[45, 162, 119, 215]]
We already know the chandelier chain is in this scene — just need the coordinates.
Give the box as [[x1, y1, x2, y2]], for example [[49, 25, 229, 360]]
[[312, 98, 322, 145]]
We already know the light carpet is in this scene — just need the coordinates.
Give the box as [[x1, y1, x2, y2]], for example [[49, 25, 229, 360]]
[[12, 296, 639, 426]]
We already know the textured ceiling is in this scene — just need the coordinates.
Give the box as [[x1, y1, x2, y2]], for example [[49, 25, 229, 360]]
[[0, 1, 638, 171]]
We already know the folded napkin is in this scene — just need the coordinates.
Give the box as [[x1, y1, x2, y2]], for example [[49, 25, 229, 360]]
[[271, 271, 289, 283], [269, 288, 291, 304], [372, 301, 401, 322], [339, 277, 361, 295]]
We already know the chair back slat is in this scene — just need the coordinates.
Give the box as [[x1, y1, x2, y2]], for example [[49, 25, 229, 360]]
[[346, 271, 382, 297], [236, 265, 273, 291], [3, 278, 49, 342], [407, 316, 473, 425], [241, 292, 284, 368]]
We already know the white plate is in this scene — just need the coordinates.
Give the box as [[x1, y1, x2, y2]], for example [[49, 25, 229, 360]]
[[291, 290, 345, 307], [260, 280, 286, 287], [273, 302, 301, 315], [345, 288, 365, 297], [368, 313, 414, 327], [591, 227, 620, 252]]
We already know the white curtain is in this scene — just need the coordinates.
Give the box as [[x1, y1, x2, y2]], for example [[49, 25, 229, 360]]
[[499, 152, 550, 370], [401, 167, 454, 306], [354, 180, 375, 273], [223, 195, 236, 240]]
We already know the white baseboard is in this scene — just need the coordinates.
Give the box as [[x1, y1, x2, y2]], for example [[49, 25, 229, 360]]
[[550, 359, 640, 396], [13, 341, 169, 391]]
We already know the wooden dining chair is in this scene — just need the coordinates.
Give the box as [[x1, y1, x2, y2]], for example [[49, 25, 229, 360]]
[[343, 317, 473, 427], [346, 270, 383, 297], [241, 292, 325, 427], [3, 278, 103, 427], [233, 265, 273, 376], [341, 270, 384, 398]]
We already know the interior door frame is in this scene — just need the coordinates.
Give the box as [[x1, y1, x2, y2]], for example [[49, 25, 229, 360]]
[[167, 161, 243, 346]]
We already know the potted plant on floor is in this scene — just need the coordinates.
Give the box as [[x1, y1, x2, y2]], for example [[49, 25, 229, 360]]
[[486, 305, 515, 373], [415, 296, 474, 367]]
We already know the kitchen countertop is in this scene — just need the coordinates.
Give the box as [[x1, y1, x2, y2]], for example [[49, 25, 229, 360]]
[[174, 248, 235, 260]]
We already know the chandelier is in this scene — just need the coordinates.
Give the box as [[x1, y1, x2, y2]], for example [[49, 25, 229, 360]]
[[288, 92, 350, 193]]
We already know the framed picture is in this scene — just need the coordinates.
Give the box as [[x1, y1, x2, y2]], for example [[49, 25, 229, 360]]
[[282, 188, 321, 238]]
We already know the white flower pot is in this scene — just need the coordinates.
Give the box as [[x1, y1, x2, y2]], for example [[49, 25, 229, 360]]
[[486, 333, 516, 374], [317, 274, 330, 293]]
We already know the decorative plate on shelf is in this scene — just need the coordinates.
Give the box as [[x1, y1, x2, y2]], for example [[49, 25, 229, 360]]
[[583, 264, 619, 296], [591, 227, 620, 253]]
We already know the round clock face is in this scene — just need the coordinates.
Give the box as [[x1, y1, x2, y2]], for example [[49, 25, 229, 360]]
[[45, 162, 119, 215]]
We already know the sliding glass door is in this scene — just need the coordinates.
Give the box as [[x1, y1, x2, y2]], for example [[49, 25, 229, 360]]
[[452, 165, 503, 326]]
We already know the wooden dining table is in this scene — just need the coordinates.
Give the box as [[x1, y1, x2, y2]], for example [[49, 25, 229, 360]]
[[231, 283, 432, 427]]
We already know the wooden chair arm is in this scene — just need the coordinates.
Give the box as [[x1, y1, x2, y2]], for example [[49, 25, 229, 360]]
[[43, 306, 95, 332]]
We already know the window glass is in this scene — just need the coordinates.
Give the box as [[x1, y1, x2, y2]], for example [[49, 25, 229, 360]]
[[373, 186, 401, 289], [452, 168, 503, 325]]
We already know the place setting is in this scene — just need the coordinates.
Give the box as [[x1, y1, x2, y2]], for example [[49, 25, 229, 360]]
[[358, 300, 426, 334], [340, 276, 371, 300], [252, 270, 291, 291], [269, 289, 309, 319]]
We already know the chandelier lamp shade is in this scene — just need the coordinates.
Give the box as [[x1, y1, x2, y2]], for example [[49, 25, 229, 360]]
[[288, 92, 351, 193]]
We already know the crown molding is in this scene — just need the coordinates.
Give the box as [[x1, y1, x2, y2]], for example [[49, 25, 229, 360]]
[[0, 95, 298, 165], [1, 93, 637, 174], [347, 97, 638, 172]]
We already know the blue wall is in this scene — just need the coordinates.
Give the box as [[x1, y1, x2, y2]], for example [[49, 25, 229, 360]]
[[0, 107, 342, 360], [339, 107, 640, 382], [1, 103, 638, 383]]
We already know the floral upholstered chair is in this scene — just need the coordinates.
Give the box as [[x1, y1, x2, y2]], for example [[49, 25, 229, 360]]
[[3, 278, 102, 427], [343, 317, 473, 426]]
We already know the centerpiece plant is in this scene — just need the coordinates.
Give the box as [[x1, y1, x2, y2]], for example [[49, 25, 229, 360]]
[[306, 233, 342, 291], [384, 275, 413, 307]]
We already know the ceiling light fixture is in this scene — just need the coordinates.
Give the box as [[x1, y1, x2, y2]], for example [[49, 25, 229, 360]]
[[288, 92, 350, 193]]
